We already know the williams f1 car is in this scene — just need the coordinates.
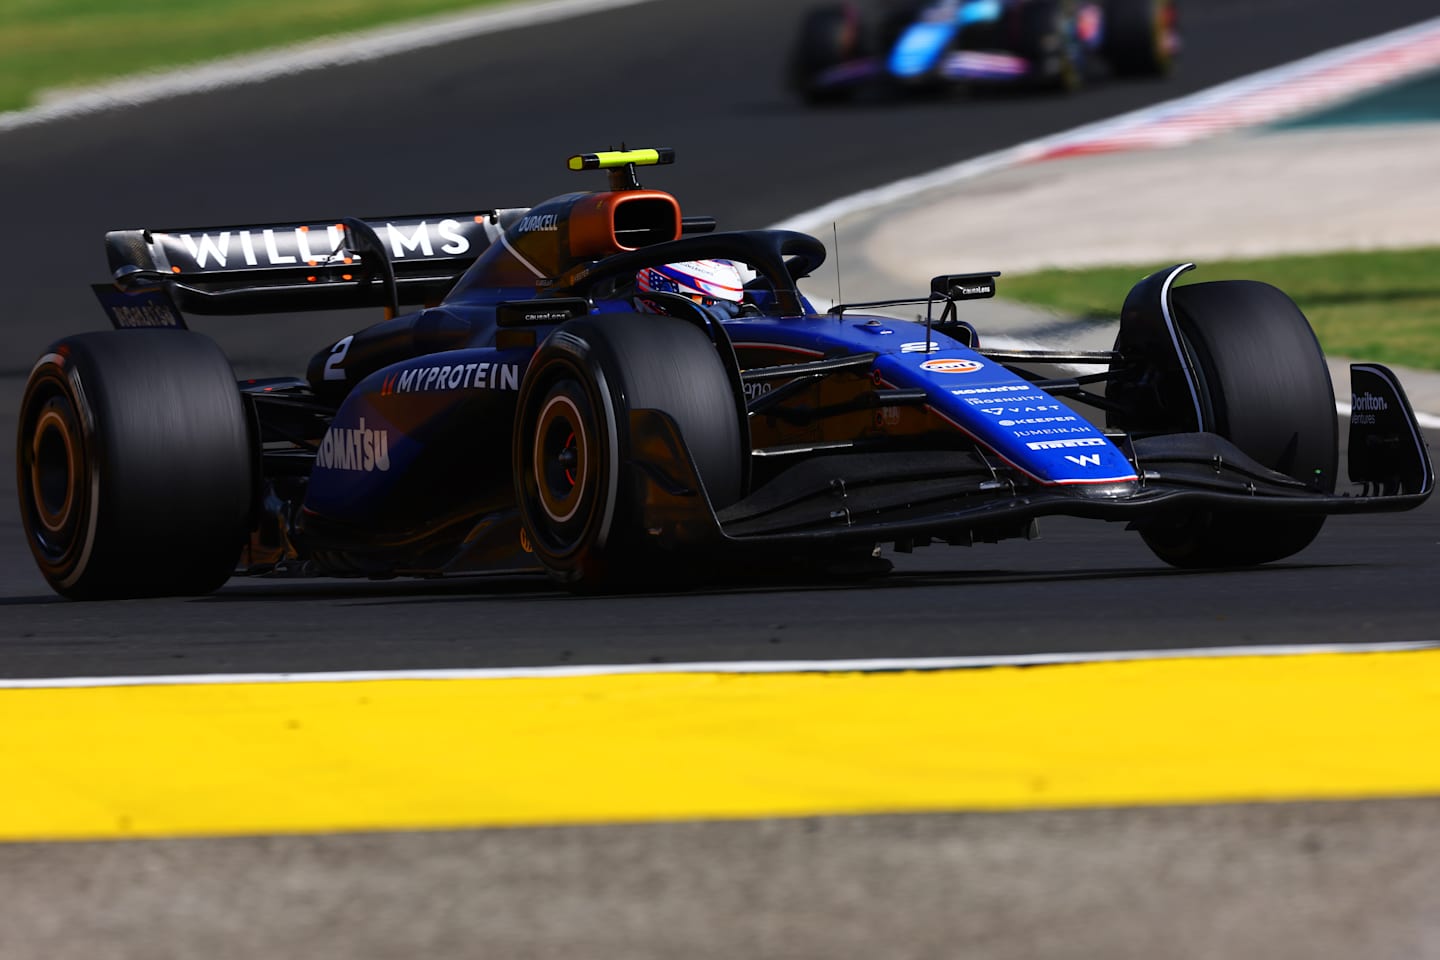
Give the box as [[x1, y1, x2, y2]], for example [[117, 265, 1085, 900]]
[[789, 0, 1178, 102], [17, 148, 1432, 599]]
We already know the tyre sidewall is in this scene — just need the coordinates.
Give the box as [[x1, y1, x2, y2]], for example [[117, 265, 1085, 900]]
[[1178, 281, 1338, 493], [17, 360, 97, 589], [514, 337, 621, 578], [16, 331, 253, 599], [513, 314, 744, 586], [1140, 280, 1337, 567]]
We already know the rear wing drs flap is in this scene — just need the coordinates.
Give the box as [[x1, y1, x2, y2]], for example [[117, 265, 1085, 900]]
[[96, 209, 530, 321]]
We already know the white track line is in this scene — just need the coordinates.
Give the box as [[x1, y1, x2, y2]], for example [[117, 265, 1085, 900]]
[[777, 15, 1440, 425], [2, 641, 1435, 690], [1, 10, 1432, 694], [0, 0, 666, 135], [771, 14, 1440, 234]]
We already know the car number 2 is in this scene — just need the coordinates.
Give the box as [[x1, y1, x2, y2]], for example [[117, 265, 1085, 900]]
[[323, 335, 354, 381]]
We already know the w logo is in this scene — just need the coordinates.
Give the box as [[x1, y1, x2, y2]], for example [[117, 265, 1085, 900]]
[[1065, 454, 1102, 467]]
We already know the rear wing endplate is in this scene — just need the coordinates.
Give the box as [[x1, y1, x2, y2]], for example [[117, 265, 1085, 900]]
[[98, 209, 529, 316]]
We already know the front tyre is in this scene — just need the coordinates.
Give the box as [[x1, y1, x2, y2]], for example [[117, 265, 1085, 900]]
[[1140, 280, 1337, 568], [524, 375, 610, 570], [16, 330, 254, 599], [514, 313, 745, 588]]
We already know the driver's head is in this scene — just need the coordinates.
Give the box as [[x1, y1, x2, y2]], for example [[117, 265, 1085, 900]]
[[635, 259, 745, 315]]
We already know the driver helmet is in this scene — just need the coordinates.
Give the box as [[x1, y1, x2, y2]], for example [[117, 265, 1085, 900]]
[[635, 259, 745, 314]]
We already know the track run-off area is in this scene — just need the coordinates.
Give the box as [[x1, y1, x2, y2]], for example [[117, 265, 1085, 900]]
[[4, 1, 1440, 957]]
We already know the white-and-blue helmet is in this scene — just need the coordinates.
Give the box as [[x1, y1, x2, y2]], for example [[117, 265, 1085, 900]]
[[635, 259, 745, 312]]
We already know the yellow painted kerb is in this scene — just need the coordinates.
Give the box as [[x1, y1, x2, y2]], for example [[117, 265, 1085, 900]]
[[3, 650, 1440, 841]]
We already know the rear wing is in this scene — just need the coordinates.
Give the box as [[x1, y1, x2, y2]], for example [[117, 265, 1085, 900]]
[[99, 209, 529, 317]]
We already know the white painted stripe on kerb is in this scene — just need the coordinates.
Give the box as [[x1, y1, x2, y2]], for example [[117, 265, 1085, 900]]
[[2, 640, 1435, 690], [771, 14, 1440, 234], [780, 17, 1440, 425], [0, 0, 667, 135]]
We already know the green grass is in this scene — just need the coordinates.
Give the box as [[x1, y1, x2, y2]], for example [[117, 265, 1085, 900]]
[[1001, 247, 1440, 370], [0, 0, 519, 113]]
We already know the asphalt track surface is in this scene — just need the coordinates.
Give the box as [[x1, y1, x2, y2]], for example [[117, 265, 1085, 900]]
[[2, 0, 1438, 662], [3, 1, 1440, 957]]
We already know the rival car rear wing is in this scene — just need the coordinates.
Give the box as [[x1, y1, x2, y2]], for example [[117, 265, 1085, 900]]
[[99, 210, 529, 317]]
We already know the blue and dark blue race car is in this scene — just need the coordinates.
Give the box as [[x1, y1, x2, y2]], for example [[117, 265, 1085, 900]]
[[17, 148, 1431, 598], [789, 0, 1178, 102]]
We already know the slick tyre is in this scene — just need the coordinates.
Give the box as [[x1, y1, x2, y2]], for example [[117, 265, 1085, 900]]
[[514, 313, 745, 589], [1140, 281, 1337, 568], [789, 3, 866, 103], [1103, 0, 1177, 77], [16, 330, 254, 599]]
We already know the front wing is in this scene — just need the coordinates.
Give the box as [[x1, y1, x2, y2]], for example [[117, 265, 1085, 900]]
[[626, 363, 1433, 552]]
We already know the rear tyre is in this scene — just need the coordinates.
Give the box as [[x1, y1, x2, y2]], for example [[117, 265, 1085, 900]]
[[1139, 281, 1337, 568], [788, 3, 866, 104], [1103, 0, 1177, 77], [514, 313, 745, 588], [16, 330, 254, 599]]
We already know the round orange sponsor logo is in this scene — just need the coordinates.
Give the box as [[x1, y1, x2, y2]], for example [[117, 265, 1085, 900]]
[[919, 357, 983, 374]]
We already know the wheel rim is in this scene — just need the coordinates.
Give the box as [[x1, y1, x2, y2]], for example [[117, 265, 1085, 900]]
[[31, 405, 77, 533], [19, 382, 88, 566], [533, 391, 590, 525]]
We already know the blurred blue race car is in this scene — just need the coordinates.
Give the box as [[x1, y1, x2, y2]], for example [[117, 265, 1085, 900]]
[[788, 0, 1178, 102]]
